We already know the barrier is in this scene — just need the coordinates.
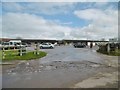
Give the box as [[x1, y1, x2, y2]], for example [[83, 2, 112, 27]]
[[18, 46, 26, 56]]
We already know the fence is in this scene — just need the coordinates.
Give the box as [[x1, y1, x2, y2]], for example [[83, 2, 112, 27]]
[[97, 43, 120, 55], [18, 46, 26, 56], [2, 45, 27, 59]]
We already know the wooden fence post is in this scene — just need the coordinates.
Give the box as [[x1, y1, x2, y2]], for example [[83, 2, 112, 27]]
[[2, 46, 5, 59], [19, 44, 23, 56], [36, 43, 39, 55], [34, 44, 36, 55]]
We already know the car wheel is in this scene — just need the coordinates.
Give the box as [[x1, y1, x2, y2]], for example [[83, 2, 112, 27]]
[[50, 46, 53, 49], [40, 46, 43, 49]]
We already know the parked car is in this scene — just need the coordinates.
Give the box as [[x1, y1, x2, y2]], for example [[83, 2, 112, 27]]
[[73, 43, 86, 48], [1, 41, 26, 50], [40, 43, 54, 49]]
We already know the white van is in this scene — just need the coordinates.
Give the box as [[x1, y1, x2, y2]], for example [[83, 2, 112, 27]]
[[9, 40, 22, 47], [2, 40, 22, 47]]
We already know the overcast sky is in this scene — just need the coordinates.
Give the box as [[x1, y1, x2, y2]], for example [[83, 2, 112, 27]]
[[1, 1, 118, 40]]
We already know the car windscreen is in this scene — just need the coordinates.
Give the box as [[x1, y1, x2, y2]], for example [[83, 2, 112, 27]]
[[42, 43, 48, 45]]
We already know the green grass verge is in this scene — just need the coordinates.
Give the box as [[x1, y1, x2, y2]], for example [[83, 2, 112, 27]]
[[97, 49, 120, 56], [0, 50, 47, 61]]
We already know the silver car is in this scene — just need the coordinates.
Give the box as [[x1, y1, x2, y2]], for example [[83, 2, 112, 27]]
[[40, 43, 54, 49]]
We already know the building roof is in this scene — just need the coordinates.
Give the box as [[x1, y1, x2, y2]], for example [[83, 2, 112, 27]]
[[0, 38, 109, 42], [0, 38, 11, 42]]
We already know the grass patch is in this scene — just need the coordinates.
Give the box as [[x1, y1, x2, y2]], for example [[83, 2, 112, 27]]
[[97, 49, 120, 56], [0, 50, 47, 61]]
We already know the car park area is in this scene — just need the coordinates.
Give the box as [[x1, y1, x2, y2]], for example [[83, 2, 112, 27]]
[[2, 45, 118, 88]]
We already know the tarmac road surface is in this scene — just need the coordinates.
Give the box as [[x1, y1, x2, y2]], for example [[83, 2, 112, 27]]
[[2, 45, 118, 88]]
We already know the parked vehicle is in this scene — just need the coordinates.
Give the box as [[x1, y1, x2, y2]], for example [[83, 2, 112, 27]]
[[73, 43, 86, 48], [1, 40, 26, 50], [40, 43, 54, 49], [2, 41, 25, 47]]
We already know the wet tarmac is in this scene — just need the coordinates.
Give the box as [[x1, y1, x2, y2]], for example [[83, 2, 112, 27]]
[[2, 45, 118, 88], [39, 45, 104, 64]]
